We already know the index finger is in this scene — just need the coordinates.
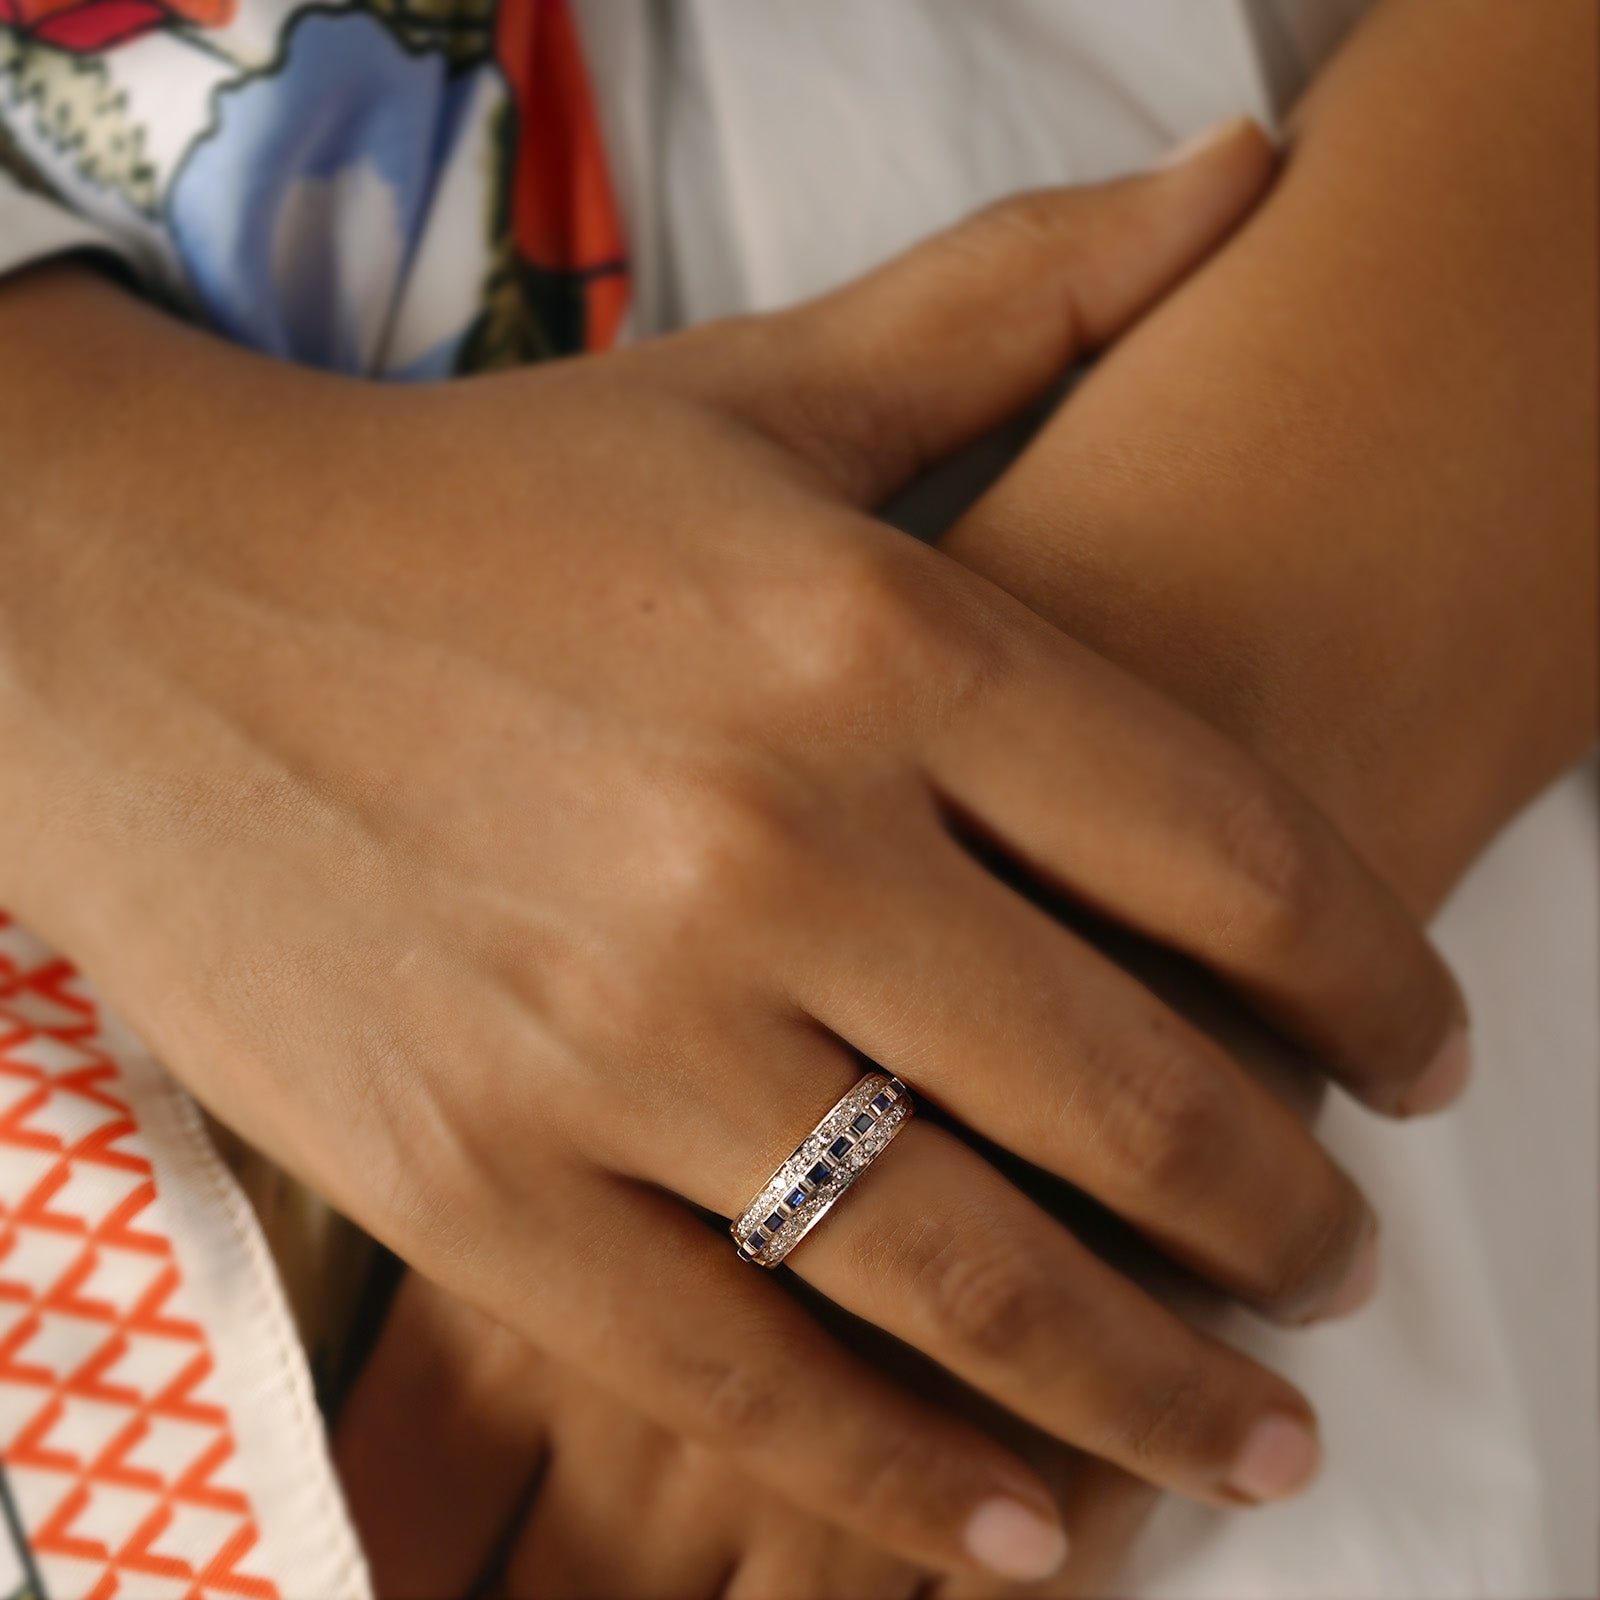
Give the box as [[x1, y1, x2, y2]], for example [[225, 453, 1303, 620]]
[[920, 581, 1469, 1117]]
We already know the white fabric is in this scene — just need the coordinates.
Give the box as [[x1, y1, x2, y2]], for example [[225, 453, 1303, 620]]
[[572, 3, 1600, 1595], [0, 176, 124, 281], [85, 998, 374, 1600]]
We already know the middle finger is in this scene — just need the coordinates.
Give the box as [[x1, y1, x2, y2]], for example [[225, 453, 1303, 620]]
[[791, 821, 1377, 1325]]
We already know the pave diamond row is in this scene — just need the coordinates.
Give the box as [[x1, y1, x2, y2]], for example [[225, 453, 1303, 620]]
[[730, 1072, 912, 1269]]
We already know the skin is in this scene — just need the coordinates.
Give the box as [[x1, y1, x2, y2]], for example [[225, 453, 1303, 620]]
[[946, 0, 1599, 917], [339, 0, 1597, 1594], [0, 131, 1468, 1582], [337, 1271, 1171, 1598], [336, 1273, 927, 1600]]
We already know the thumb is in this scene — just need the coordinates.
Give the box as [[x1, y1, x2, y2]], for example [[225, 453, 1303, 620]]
[[748, 115, 1275, 506]]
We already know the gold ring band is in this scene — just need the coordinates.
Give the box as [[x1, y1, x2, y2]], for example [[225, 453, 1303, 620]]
[[730, 1071, 913, 1269]]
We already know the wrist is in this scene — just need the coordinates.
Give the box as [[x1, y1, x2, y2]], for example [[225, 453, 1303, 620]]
[[0, 267, 305, 921], [945, 441, 1591, 918]]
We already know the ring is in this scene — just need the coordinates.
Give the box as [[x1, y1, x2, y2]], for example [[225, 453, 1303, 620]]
[[730, 1071, 913, 1268]]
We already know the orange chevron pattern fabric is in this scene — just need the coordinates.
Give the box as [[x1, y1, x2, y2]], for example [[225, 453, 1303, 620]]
[[0, 913, 277, 1600]]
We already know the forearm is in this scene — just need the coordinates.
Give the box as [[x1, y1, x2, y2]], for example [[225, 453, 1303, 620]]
[[948, 0, 1598, 915]]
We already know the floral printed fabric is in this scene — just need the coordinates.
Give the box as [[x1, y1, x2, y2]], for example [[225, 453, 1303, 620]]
[[0, 0, 629, 373]]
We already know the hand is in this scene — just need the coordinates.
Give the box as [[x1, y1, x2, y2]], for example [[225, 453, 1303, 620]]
[[330, 952, 1332, 1599], [908, 9, 1594, 1579], [940, 0, 1598, 917], [333, 9, 1594, 1589], [337, 1271, 926, 1600], [336, 1271, 1156, 1600], [0, 121, 1463, 1581]]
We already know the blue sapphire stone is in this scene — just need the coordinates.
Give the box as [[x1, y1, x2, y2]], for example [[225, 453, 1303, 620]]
[[871, 1092, 892, 1113], [852, 1112, 875, 1134], [785, 1187, 807, 1209], [764, 1210, 786, 1232], [806, 1160, 833, 1186], [888, 1077, 907, 1095], [829, 1135, 854, 1160], [744, 1232, 766, 1253]]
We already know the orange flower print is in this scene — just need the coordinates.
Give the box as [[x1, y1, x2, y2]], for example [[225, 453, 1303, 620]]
[[0, 0, 233, 52]]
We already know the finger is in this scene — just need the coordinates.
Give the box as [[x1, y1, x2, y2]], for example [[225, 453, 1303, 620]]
[[462, 1158, 1071, 1588], [509, 1489, 731, 1600], [334, 1273, 552, 1600], [724, 1524, 925, 1600], [932, 1457, 1157, 1600], [655, 117, 1276, 507], [505, 1392, 742, 1600], [618, 1032, 1325, 1511], [794, 824, 1378, 1324], [920, 592, 1469, 1115], [791, 1123, 1324, 1508], [911, 1347, 1161, 1598]]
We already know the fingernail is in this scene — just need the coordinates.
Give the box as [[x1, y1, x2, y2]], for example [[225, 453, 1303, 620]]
[[1157, 113, 1259, 169], [1319, 1227, 1380, 1321], [964, 1496, 1069, 1581], [1400, 1025, 1472, 1116], [1227, 1414, 1322, 1502]]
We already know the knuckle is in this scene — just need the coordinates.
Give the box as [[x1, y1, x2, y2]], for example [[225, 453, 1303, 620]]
[[914, 1224, 1050, 1367], [1208, 775, 1328, 956], [547, 773, 832, 1058], [648, 772, 812, 919], [1095, 1026, 1233, 1199], [685, 1353, 787, 1449], [793, 544, 1006, 741], [1119, 1349, 1229, 1472], [788, 543, 956, 699]]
